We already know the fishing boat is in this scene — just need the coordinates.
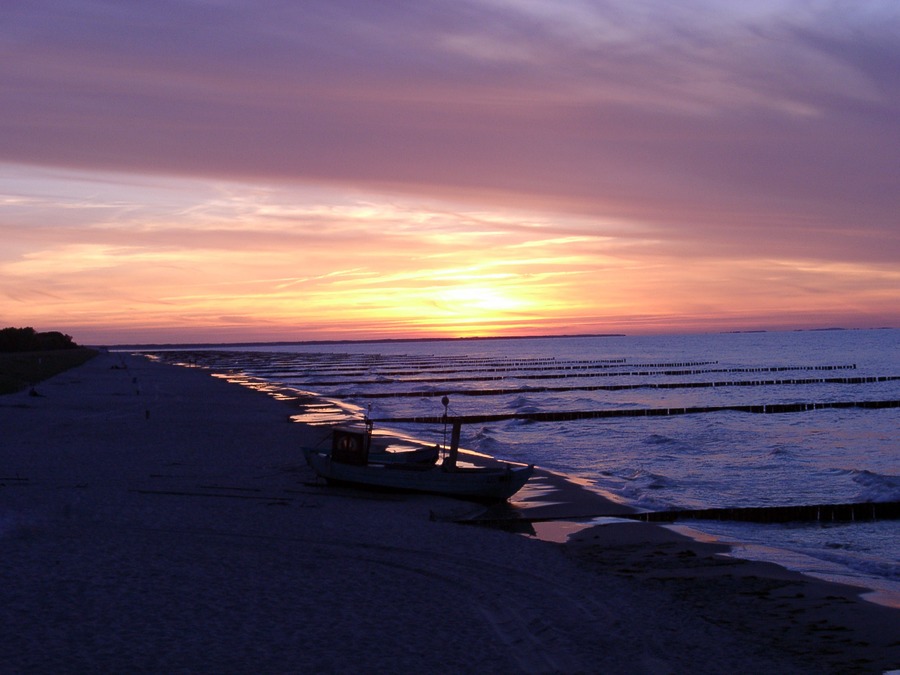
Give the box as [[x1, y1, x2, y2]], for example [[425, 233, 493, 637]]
[[320, 420, 440, 466], [304, 419, 533, 503]]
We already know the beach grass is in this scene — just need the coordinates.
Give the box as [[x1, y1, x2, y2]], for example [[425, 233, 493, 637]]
[[0, 347, 98, 394]]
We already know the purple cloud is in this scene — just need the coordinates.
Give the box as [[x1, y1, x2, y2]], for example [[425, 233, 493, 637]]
[[2, 0, 898, 268]]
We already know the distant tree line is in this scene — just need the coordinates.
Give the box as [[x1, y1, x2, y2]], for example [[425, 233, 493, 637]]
[[0, 327, 79, 352]]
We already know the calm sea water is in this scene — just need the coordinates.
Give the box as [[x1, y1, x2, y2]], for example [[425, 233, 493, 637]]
[[152, 329, 900, 606]]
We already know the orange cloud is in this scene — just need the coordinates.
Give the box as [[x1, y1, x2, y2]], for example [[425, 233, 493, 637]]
[[2, 2, 898, 342], [1, 166, 895, 343]]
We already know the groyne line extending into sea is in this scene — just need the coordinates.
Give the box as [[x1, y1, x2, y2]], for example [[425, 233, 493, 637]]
[[464, 501, 900, 526], [297, 363, 858, 388], [372, 398, 900, 424], [346, 374, 900, 399], [630, 501, 900, 524]]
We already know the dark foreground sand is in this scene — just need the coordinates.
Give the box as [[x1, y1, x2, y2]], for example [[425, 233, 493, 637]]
[[1, 352, 897, 674]]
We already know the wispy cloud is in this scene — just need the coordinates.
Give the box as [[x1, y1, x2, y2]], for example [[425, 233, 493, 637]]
[[1, 2, 897, 341]]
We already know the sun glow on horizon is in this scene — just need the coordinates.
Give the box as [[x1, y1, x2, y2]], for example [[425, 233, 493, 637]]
[[4, 2, 900, 344], [1, 165, 896, 344]]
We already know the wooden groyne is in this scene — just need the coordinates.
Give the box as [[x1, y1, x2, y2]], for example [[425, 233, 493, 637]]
[[628, 501, 900, 524], [353, 375, 900, 399], [372, 399, 900, 425], [303, 363, 857, 388]]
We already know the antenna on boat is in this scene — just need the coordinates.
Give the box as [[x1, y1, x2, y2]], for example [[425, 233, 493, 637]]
[[441, 395, 450, 452], [364, 404, 373, 451]]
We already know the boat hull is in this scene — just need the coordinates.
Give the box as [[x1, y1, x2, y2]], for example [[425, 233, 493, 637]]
[[305, 450, 533, 503]]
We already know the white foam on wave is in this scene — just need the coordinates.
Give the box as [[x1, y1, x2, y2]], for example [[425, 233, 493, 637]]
[[852, 469, 900, 502]]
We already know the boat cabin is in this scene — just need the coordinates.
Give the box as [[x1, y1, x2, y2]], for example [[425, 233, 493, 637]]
[[331, 426, 370, 465]]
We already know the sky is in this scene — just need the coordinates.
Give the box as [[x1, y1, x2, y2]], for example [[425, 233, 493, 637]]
[[2, 0, 898, 344]]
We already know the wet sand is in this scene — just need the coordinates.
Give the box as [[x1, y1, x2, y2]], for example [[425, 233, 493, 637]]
[[1, 351, 897, 673]]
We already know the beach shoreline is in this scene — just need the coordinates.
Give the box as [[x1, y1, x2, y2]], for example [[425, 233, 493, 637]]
[[2, 351, 897, 673]]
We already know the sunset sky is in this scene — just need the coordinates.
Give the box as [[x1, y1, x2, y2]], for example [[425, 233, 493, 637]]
[[2, 1, 898, 344]]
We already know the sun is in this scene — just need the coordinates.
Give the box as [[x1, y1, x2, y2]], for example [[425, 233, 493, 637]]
[[436, 284, 527, 316]]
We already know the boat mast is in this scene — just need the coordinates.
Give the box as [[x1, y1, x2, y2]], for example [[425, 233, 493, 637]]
[[444, 418, 461, 470], [441, 395, 460, 470]]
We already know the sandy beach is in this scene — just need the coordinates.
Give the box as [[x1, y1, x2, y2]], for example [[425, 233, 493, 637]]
[[2, 352, 898, 674]]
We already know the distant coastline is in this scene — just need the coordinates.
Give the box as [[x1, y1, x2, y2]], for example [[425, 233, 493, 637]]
[[104, 326, 898, 351], [104, 332, 628, 351], [725, 326, 896, 335]]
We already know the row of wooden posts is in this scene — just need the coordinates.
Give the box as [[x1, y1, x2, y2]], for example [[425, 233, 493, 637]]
[[374, 398, 900, 425]]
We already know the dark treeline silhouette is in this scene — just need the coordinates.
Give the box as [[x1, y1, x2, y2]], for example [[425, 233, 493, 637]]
[[0, 327, 79, 352]]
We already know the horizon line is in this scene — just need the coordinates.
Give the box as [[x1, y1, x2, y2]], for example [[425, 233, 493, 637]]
[[104, 326, 896, 351]]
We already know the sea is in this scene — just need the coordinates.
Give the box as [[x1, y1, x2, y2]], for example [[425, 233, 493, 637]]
[[149, 328, 900, 607]]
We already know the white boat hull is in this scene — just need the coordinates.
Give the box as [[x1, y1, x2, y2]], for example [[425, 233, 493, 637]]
[[305, 449, 533, 503]]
